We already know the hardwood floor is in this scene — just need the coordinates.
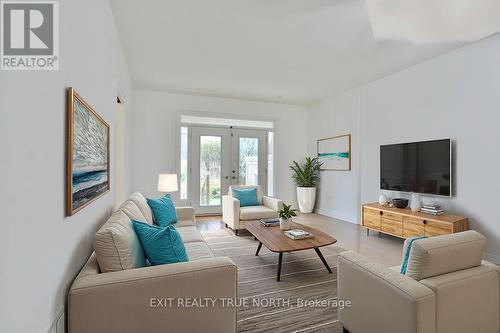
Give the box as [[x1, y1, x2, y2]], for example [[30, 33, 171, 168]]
[[195, 213, 404, 266], [195, 215, 226, 232]]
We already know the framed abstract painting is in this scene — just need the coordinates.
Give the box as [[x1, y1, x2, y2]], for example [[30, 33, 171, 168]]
[[317, 134, 351, 171], [66, 88, 110, 216]]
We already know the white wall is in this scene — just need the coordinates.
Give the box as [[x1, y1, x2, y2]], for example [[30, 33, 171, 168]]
[[132, 90, 308, 205], [307, 89, 361, 223], [0, 0, 133, 332], [308, 34, 500, 263]]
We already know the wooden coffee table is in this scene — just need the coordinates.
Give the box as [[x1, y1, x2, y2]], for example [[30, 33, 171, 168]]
[[246, 220, 337, 281]]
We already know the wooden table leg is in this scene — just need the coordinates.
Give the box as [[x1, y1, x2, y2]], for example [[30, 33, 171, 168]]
[[314, 248, 332, 274], [277, 252, 283, 281], [255, 242, 262, 256]]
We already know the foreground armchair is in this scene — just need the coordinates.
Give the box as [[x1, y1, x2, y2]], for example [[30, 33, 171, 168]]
[[222, 185, 283, 235], [338, 231, 500, 333]]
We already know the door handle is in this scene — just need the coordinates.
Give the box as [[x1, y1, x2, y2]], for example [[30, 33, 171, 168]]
[[232, 176, 237, 180], [224, 176, 229, 179]]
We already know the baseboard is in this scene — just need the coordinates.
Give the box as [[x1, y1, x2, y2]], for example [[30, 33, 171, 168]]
[[315, 208, 358, 224], [485, 252, 500, 265]]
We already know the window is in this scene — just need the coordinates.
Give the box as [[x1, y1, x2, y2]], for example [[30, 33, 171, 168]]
[[180, 126, 188, 200], [267, 131, 274, 196]]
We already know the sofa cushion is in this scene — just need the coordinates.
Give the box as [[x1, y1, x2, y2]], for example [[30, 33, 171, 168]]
[[184, 242, 215, 261], [406, 230, 486, 280], [175, 207, 195, 222], [230, 185, 263, 205], [129, 192, 154, 224], [119, 199, 149, 223], [239, 205, 278, 220], [94, 211, 146, 272], [132, 221, 188, 266], [177, 226, 204, 243], [147, 194, 178, 227]]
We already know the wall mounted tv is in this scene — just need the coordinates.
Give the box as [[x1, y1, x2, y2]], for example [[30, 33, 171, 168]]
[[380, 139, 452, 196]]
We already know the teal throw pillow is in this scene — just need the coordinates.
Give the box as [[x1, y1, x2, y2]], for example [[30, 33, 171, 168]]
[[132, 221, 188, 265], [400, 236, 427, 275], [147, 194, 177, 227], [233, 188, 259, 207]]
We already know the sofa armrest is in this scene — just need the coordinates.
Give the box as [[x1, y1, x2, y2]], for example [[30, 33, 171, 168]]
[[176, 206, 195, 221], [262, 196, 284, 212], [419, 264, 500, 333], [222, 195, 240, 229], [338, 251, 436, 333], [69, 256, 237, 333]]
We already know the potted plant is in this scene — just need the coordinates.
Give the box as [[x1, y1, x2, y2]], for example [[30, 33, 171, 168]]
[[279, 204, 297, 230], [289, 157, 323, 213]]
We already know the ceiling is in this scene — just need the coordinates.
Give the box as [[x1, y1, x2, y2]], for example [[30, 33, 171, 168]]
[[110, 0, 464, 105]]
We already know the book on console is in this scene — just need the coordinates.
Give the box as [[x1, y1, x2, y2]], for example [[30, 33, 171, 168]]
[[422, 204, 441, 210], [421, 208, 445, 216]]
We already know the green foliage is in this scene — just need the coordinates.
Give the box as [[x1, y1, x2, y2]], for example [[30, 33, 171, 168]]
[[289, 157, 323, 187], [201, 141, 221, 172], [239, 138, 258, 177], [279, 203, 297, 219]]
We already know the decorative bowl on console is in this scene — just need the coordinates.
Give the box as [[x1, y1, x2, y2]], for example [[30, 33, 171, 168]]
[[392, 198, 409, 209]]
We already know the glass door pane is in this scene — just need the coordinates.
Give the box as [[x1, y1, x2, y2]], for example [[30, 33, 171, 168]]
[[267, 131, 274, 196], [199, 136, 222, 206], [239, 137, 259, 186], [191, 126, 231, 214], [180, 126, 188, 200], [231, 129, 267, 191]]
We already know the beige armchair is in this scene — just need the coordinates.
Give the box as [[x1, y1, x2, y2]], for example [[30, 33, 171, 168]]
[[222, 185, 283, 235], [338, 231, 500, 333]]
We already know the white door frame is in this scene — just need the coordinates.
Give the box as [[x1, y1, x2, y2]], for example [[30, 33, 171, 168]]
[[189, 125, 268, 214]]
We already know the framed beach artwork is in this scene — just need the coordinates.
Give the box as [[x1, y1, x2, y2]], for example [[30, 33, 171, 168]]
[[317, 134, 351, 171], [66, 88, 110, 216]]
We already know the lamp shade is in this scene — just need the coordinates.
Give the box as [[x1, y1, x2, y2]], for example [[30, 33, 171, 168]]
[[158, 174, 178, 192]]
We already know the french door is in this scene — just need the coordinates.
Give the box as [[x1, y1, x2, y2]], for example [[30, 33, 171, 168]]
[[191, 126, 267, 214]]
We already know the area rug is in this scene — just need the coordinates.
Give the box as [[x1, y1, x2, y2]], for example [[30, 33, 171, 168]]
[[201, 228, 346, 333]]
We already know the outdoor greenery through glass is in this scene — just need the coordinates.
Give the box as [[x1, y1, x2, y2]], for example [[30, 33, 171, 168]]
[[239, 137, 258, 186], [180, 127, 188, 200], [289, 157, 323, 187], [267, 132, 274, 196], [200, 136, 221, 206]]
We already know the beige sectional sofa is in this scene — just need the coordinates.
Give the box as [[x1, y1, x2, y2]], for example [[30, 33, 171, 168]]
[[338, 230, 500, 333], [68, 192, 237, 333]]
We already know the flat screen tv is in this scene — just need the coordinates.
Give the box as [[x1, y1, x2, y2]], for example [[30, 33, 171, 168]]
[[380, 139, 452, 196]]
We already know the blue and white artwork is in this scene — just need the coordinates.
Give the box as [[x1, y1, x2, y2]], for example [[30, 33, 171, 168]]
[[67, 89, 109, 215], [317, 134, 351, 171]]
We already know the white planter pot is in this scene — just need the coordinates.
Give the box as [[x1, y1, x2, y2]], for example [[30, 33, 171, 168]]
[[297, 187, 316, 213], [280, 217, 293, 230]]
